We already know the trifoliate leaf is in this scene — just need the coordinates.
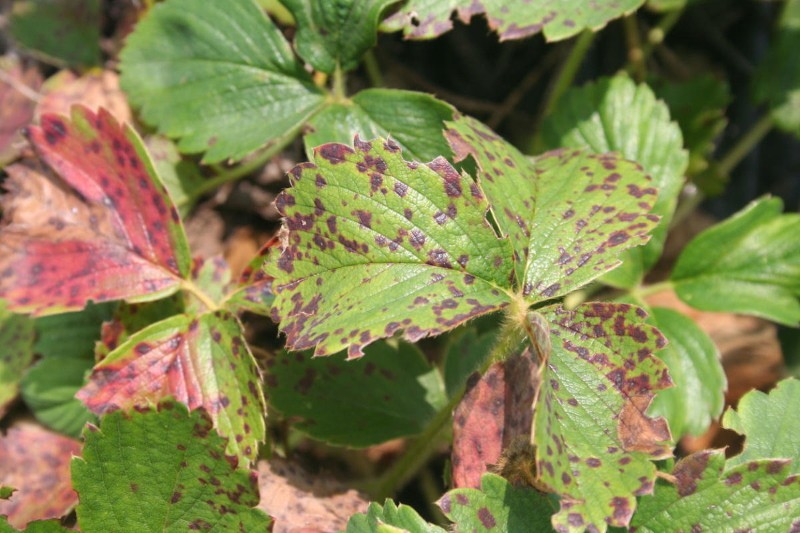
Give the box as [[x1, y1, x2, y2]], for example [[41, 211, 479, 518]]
[[305, 89, 454, 163], [0, 305, 35, 418], [723, 378, 800, 473], [534, 304, 672, 532], [447, 116, 659, 299], [267, 341, 446, 446], [284, 0, 398, 73], [630, 451, 800, 532], [382, 0, 645, 42], [438, 474, 554, 532], [0, 107, 191, 316], [10, 0, 101, 67], [541, 74, 687, 288], [671, 197, 800, 326], [0, 422, 80, 528], [647, 307, 725, 439], [77, 312, 265, 463], [120, 0, 325, 163], [72, 401, 271, 532], [268, 136, 515, 358], [347, 500, 446, 533]]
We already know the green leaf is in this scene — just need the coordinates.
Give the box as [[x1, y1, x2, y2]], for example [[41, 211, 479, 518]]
[[0, 306, 35, 418], [443, 327, 495, 398], [120, 0, 325, 163], [447, 115, 660, 300], [144, 135, 206, 215], [753, 0, 800, 137], [647, 307, 725, 439], [72, 401, 271, 532], [534, 304, 673, 532], [670, 197, 800, 326], [10, 0, 101, 67], [346, 500, 447, 533], [723, 378, 800, 474], [77, 312, 265, 463], [438, 474, 555, 532], [20, 357, 95, 437], [33, 302, 114, 359], [0, 519, 71, 533], [540, 74, 687, 288], [267, 341, 446, 446], [630, 451, 800, 532], [305, 89, 454, 163], [382, 0, 645, 42], [284, 0, 398, 73], [267, 137, 515, 358]]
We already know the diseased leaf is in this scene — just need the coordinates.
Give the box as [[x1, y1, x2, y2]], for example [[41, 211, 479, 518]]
[[443, 327, 495, 398], [257, 458, 369, 532], [0, 305, 35, 418], [284, 0, 398, 73], [346, 500, 447, 533], [267, 341, 447, 446], [305, 89, 454, 163], [72, 401, 271, 532], [267, 136, 514, 358], [723, 378, 800, 473], [671, 197, 800, 325], [630, 451, 800, 532], [10, 0, 101, 67], [0, 422, 80, 528], [0, 107, 191, 316], [77, 311, 265, 463], [382, 0, 645, 41], [534, 304, 672, 532], [120, 0, 325, 163], [95, 297, 185, 361], [447, 116, 659, 300], [540, 75, 687, 288], [647, 307, 725, 439], [438, 474, 554, 532], [0, 56, 41, 167], [223, 238, 276, 316]]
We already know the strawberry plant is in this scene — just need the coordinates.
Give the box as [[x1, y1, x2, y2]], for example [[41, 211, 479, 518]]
[[1, 0, 800, 532]]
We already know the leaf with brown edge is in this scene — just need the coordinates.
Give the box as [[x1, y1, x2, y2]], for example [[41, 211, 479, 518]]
[[533, 303, 672, 533], [0, 106, 191, 316], [446, 115, 660, 302], [77, 311, 265, 463], [0, 421, 80, 528], [267, 136, 515, 358]]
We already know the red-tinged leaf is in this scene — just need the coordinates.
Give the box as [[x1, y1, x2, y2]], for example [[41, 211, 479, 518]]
[[533, 304, 673, 532], [0, 421, 80, 528], [223, 237, 276, 316], [0, 56, 41, 167], [257, 458, 369, 533], [95, 297, 184, 361], [0, 106, 191, 316], [77, 311, 265, 463], [267, 137, 515, 358]]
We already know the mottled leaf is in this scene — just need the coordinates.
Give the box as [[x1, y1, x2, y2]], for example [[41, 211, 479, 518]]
[[37, 69, 131, 124], [223, 238, 276, 316], [0, 107, 191, 316], [723, 378, 800, 473], [438, 474, 554, 532], [534, 304, 672, 532], [346, 500, 446, 533], [72, 401, 271, 532], [0, 305, 35, 418], [0, 422, 80, 528], [0, 56, 41, 167], [268, 136, 514, 358], [541, 74, 687, 288], [284, 0, 398, 73], [647, 307, 725, 439], [447, 116, 659, 300], [77, 311, 265, 463], [120, 0, 325, 163], [95, 297, 185, 361], [257, 458, 369, 532], [267, 341, 446, 446], [10, 0, 101, 66], [671, 197, 800, 326], [630, 451, 800, 532], [382, 0, 645, 41], [305, 89, 454, 163]]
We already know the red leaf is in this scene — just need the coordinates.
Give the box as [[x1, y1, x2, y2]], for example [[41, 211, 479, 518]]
[[0, 106, 190, 315]]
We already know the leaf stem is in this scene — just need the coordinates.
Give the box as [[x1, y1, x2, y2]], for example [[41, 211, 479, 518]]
[[623, 14, 646, 81], [332, 63, 347, 101], [180, 279, 220, 312], [716, 113, 774, 177], [363, 50, 384, 87], [634, 280, 674, 300]]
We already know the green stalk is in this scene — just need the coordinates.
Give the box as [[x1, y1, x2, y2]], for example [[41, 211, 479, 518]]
[[363, 50, 384, 88], [623, 14, 646, 81], [332, 63, 347, 102], [717, 114, 774, 176]]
